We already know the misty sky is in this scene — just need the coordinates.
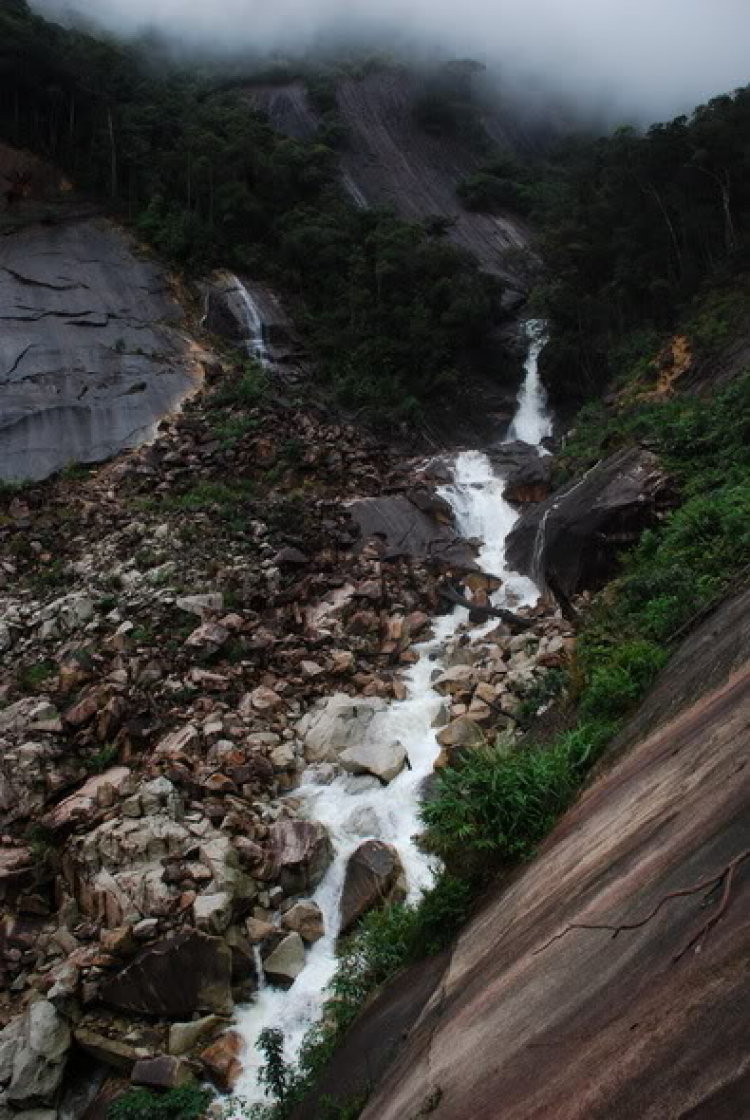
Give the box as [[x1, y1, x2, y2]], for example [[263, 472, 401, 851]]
[[31, 0, 750, 122]]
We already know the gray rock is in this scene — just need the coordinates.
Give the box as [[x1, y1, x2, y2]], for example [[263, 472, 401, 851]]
[[262, 932, 306, 989], [340, 841, 403, 935], [339, 740, 407, 784], [193, 892, 233, 935], [168, 1017, 222, 1057], [7, 1001, 71, 1107], [0, 216, 203, 483], [296, 694, 386, 764], [131, 1056, 193, 1090]]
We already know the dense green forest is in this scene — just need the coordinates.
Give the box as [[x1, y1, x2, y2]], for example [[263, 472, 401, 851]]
[[0, 0, 501, 419], [530, 91, 750, 401]]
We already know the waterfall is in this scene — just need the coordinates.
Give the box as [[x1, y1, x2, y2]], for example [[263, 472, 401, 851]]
[[342, 172, 368, 210], [232, 323, 552, 1105], [234, 279, 270, 365], [507, 320, 553, 447]]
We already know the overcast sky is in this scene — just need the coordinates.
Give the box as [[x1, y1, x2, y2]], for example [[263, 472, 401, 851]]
[[31, 0, 750, 122]]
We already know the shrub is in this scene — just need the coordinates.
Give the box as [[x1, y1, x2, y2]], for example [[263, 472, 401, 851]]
[[109, 1086, 211, 1120]]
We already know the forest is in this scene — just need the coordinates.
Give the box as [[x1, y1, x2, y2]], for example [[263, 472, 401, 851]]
[[2, 0, 749, 411], [0, 0, 502, 421]]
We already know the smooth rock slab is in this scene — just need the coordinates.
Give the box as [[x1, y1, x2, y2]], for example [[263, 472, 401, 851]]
[[0, 216, 204, 482]]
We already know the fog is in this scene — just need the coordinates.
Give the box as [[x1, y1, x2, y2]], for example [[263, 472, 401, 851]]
[[31, 0, 750, 122]]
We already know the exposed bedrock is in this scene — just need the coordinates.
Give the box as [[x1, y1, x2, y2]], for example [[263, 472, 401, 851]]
[[0, 214, 206, 482], [305, 586, 750, 1120], [505, 447, 674, 597], [250, 70, 533, 290]]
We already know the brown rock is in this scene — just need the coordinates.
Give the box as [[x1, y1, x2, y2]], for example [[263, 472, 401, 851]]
[[200, 1031, 244, 1092], [282, 900, 325, 943]]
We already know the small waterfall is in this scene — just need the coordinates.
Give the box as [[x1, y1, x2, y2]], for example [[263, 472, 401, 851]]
[[342, 172, 368, 210], [232, 321, 552, 1106], [234, 279, 270, 365]]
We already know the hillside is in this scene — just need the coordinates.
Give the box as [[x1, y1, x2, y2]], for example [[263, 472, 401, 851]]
[[0, 4, 749, 1120]]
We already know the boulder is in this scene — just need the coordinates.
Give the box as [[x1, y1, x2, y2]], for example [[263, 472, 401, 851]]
[[260, 820, 333, 894], [40, 767, 131, 834], [200, 1030, 244, 1092], [505, 447, 673, 598], [488, 441, 553, 504], [72, 1026, 143, 1074], [131, 1056, 193, 1090], [340, 842, 403, 935], [282, 900, 325, 943], [193, 891, 233, 935], [296, 694, 386, 763], [261, 932, 306, 989], [339, 740, 407, 784], [168, 1017, 222, 1057], [347, 494, 475, 567], [436, 717, 485, 749], [100, 930, 233, 1018], [4, 1001, 71, 1108]]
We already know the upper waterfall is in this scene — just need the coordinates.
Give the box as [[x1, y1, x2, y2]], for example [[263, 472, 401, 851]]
[[507, 321, 553, 447]]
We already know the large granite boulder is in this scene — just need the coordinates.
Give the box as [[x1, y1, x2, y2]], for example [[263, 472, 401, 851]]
[[261, 931, 306, 989], [505, 447, 673, 597], [340, 841, 403, 935], [100, 929, 233, 1018], [339, 740, 408, 784]]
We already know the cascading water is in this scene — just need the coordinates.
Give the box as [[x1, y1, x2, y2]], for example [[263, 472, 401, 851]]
[[234, 279, 270, 365], [507, 320, 553, 447], [232, 322, 552, 1105]]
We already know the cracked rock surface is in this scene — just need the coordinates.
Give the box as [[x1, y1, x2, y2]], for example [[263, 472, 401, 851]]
[[0, 218, 204, 481]]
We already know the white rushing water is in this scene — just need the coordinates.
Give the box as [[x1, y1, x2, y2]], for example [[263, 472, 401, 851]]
[[235, 280, 270, 365], [507, 321, 553, 447], [232, 321, 551, 1105]]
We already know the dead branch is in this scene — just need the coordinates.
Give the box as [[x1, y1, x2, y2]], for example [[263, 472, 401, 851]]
[[533, 849, 749, 961]]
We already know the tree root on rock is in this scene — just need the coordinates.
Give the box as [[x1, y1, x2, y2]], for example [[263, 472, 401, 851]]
[[534, 849, 750, 963]]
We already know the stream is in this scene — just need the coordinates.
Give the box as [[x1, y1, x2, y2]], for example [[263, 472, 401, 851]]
[[233, 317, 552, 1104]]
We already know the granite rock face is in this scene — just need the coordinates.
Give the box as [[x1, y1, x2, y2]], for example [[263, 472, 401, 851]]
[[0, 191, 204, 481]]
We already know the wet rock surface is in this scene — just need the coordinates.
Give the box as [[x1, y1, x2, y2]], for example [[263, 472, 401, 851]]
[[505, 446, 674, 597]]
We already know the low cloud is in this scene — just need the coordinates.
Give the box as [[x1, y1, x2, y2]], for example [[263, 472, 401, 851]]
[[31, 0, 750, 122]]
